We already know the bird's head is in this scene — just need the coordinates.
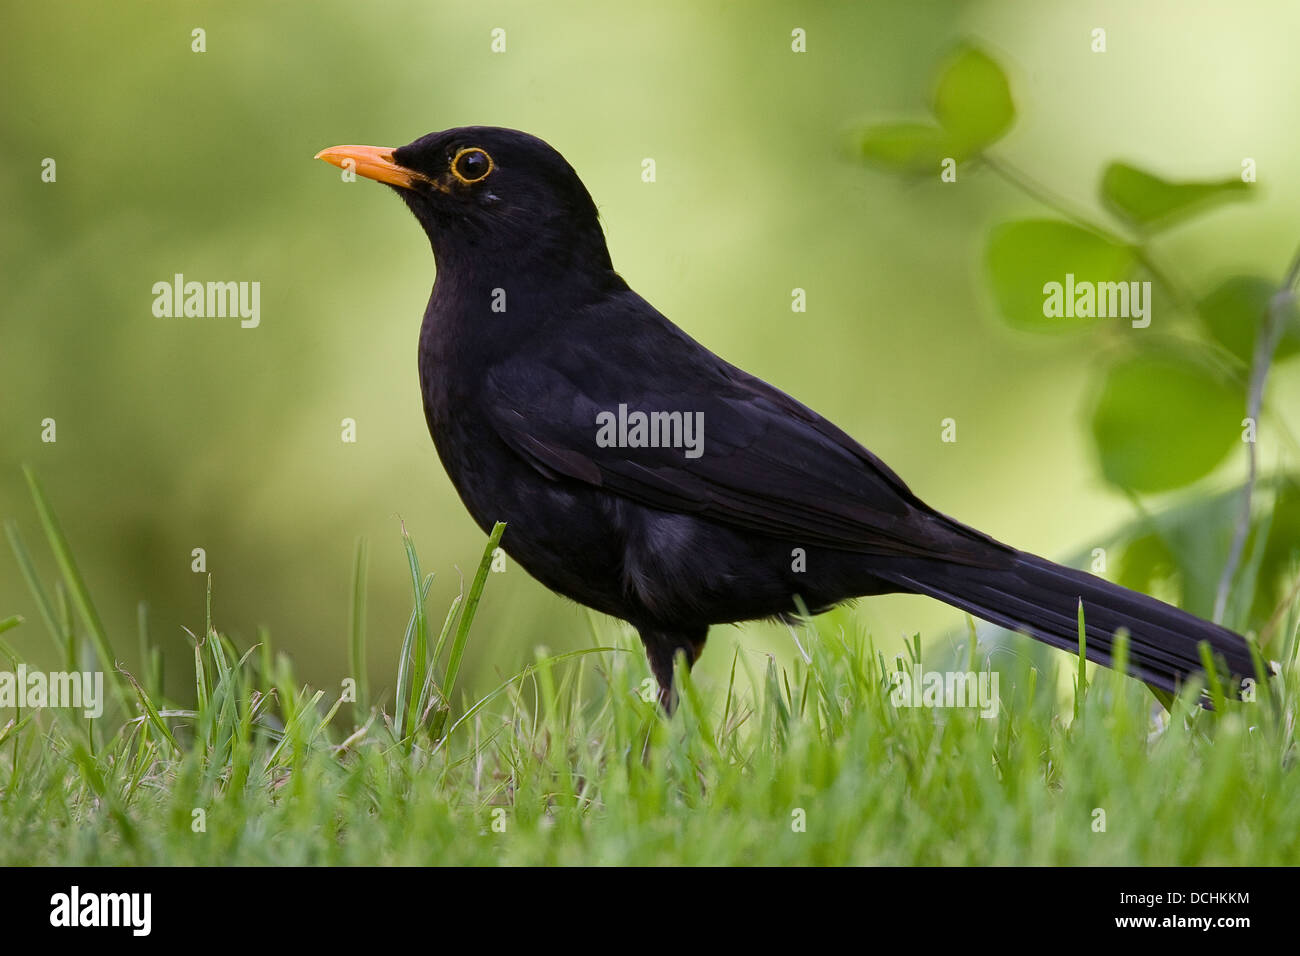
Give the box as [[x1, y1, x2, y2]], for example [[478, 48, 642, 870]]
[[316, 126, 616, 284]]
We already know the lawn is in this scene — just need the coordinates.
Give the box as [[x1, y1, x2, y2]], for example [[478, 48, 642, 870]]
[[2, 467, 1298, 866]]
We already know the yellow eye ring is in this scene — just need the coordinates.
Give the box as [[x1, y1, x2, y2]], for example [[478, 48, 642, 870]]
[[451, 147, 493, 184]]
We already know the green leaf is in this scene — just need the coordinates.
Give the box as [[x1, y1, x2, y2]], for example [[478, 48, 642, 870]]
[[1112, 491, 1243, 622], [985, 220, 1136, 331], [1199, 275, 1300, 365], [1115, 531, 1180, 598], [933, 45, 1015, 154], [1090, 354, 1243, 493], [1251, 483, 1300, 626], [855, 122, 953, 173], [853, 46, 1013, 173], [1100, 162, 1251, 231], [1090, 474, 1299, 633]]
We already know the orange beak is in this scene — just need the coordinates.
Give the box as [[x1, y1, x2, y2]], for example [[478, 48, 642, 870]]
[[314, 144, 434, 190]]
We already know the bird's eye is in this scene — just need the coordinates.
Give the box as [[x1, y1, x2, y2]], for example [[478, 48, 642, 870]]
[[452, 147, 493, 184]]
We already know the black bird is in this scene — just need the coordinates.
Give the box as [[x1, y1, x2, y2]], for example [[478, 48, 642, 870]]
[[316, 127, 1254, 710]]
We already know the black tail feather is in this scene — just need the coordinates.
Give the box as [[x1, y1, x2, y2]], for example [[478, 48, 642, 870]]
[[884, 550, 1255, 696]]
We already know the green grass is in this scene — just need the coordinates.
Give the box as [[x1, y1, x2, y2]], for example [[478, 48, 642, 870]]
[[2, 466, 1299, 866]]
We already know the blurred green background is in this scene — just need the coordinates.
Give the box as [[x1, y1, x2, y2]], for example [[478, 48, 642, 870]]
[[4, 0, 1299, 706]]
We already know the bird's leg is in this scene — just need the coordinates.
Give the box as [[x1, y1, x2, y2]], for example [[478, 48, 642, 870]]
[[637, 625, 708, 713]]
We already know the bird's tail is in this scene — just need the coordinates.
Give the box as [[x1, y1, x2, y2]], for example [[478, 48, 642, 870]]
[[882, 549, 1256, 697]]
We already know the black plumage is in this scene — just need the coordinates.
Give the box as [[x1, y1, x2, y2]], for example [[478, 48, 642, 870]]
[[316, 127, 1254, 709]]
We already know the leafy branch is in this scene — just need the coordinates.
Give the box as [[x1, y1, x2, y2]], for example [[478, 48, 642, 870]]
[[851, 43, 1300, 633], [1214, 243, 1300, 622]]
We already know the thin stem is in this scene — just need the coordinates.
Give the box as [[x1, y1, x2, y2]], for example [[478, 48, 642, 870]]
[[1212, 241, 1300, 625], [979, 154, 1193, 310], [980, 154, 1112, 231]]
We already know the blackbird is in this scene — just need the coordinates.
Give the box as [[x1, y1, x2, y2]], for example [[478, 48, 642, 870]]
[[316, 127, 1254, 710]]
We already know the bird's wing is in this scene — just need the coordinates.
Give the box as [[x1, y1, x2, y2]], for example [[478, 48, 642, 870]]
[[481, 306, 1006, 566]]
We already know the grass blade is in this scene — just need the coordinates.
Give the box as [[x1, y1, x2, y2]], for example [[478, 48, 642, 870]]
[[20, 465, 128, 710], [349, 536, 369, 721], [441, 522, 506, 711], [4, 519, 62, 652]]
